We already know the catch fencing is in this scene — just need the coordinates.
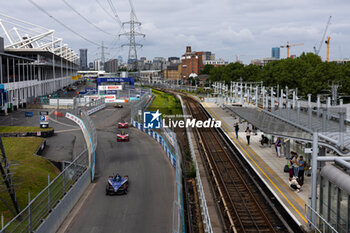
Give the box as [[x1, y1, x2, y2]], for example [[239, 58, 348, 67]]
[[67, 101, 99, 181], [0, 149, 88, 233], [130, 88, 152, 123]]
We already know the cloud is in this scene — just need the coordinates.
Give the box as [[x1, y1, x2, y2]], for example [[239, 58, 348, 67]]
[[0, 0, 348, 63]]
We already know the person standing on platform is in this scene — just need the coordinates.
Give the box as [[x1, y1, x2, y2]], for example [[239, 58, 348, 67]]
[[298, 156, 306, 184], [291, 153, 300, 178], [275, 137, 281, 157], [288, 151, 295, 180], [234, 123, 239, 139], [245, 127, 251, 145]]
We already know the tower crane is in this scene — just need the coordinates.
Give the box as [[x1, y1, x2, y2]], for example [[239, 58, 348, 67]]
[[314, 16, 332, 55], [325, 36, 330, 62], [280, 42, 304, 58]]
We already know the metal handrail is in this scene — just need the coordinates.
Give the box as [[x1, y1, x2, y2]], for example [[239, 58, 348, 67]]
[[305, 203, 337, 233]]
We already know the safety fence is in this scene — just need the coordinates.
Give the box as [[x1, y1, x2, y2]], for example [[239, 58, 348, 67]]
[[130, 89, 152, 123], [132, 120, 176, 168], [68, 108, 98, 181], [0, 149, 88, 233]]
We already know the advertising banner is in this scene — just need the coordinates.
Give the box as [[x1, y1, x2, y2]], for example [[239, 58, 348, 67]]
[[98, 85, 123, 91]]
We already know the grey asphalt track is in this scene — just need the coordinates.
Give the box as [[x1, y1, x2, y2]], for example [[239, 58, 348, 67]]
[[62, 104, 175, 233]]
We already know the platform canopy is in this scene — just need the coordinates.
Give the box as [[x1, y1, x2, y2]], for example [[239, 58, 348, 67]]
[[225, 105, 350, 155]]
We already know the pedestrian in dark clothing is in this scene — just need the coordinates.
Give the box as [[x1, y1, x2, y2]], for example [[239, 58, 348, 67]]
[[260, 134, 269, 146], [298, 156, 306, 184], [245, 127, 251, 145], [234, 123, 239, 139], [275, 137, 281, 157]]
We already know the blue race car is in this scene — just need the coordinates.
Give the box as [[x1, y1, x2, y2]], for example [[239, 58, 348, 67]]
[[106, 174, 129, 195]]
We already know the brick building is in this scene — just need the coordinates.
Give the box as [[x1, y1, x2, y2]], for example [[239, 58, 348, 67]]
[[181, 46, 204, 82], [164, 64, 182, 81]]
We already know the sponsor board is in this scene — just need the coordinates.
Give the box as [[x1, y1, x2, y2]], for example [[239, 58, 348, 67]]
[[98, 85, 123, 91], [65, 112, 86, 130], [87, 104, 106, 115]]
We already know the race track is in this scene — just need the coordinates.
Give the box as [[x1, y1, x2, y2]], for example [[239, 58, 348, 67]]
[[62, 105, 175, 233]]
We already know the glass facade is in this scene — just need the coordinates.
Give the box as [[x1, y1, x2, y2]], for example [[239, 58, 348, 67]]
[[272, 47, 280, 59], [79, 49, 88, 70]]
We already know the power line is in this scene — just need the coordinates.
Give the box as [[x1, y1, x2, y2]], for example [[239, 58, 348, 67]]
[[128, 0, 139, 21], [106, 0, 123, 28], [95, 0, 121, 27], [28, 0, 100, 46], [62, 0, 116, 37]]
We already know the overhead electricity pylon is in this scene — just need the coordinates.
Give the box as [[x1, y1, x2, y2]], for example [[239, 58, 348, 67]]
[[119, 1, 145, 70]]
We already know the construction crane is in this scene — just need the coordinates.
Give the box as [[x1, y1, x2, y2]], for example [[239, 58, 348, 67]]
[[280, 42, 304, 58], [325, 36, 330, 62], [314, 16, 332, 55]]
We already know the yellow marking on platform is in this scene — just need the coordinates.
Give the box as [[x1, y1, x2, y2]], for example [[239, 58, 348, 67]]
[[203, 103, 308, 223], [242, 143, 306, 208]]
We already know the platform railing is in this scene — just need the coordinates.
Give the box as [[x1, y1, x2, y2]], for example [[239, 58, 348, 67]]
[[305, 203, 338, 233]]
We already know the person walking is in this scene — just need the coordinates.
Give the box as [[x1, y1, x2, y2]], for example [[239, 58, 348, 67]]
[[234, 123, 239, 139], [245, 127, 251, 145], [275, 137, 281, 157], [298, 156, 306, 184]]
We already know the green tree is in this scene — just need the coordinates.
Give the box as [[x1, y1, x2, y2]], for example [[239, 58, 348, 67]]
[[200, 64, 215, 75]]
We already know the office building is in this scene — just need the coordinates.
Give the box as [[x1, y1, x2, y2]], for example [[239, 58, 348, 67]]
[[79, 49, 88, 70], [272, 47, 280, 59]]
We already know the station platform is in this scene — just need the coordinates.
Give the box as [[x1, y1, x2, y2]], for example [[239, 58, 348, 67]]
[[202, 101, 310, 229]]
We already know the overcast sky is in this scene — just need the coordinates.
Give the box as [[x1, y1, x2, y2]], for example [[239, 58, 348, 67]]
[[1, 0, 349, 64]]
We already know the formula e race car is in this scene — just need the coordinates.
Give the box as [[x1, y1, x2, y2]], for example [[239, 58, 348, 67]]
[[106, 174, 129, 195], [117, 130, 129, 142], [113, 104, 123, 108], [118, 121, 129, 128]]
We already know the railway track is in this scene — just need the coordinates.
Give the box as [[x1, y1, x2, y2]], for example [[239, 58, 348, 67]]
[[183, 95, 290, 233]]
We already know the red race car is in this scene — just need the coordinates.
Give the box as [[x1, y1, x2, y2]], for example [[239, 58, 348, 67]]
[[118, 121, 129, 128], [117, 130, 129, 142]]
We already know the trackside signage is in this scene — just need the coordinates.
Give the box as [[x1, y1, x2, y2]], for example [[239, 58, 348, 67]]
[[143, 110, 221, 129], [98, 85, 123, 91]]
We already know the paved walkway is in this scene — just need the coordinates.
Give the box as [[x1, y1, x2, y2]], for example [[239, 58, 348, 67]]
[[202, 101, 311, 229]]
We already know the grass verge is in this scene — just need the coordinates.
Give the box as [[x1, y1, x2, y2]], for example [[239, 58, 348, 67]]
[[0, 137, 59, 224], [0, 126, 53, 133], [149, 89, 183, 118]]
